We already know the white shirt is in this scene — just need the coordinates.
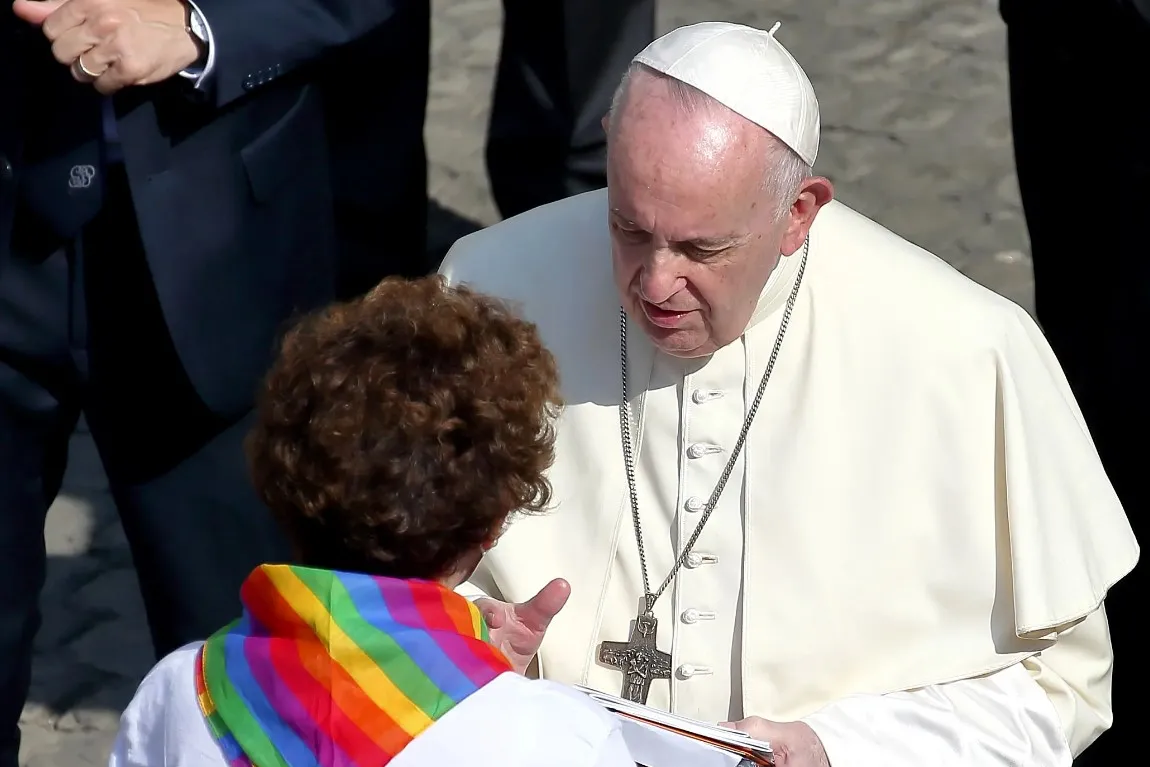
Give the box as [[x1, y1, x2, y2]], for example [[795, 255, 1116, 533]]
[[108, 642, 635, 767]]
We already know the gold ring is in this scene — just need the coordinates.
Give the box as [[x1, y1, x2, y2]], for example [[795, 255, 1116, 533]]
[[73, 56, 101, 79]]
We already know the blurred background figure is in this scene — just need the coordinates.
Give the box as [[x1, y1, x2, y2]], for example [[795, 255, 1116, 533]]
[[1000, 0, 1149, 762], [327, 0, 656, 297]]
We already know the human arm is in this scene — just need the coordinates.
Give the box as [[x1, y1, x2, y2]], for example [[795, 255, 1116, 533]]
[[181, 0, 404, 108], [731, 609, 1115, 766], [799, 662, 1070, 766], [730, 665, 1067, 766], [12, 0, 401, 104]]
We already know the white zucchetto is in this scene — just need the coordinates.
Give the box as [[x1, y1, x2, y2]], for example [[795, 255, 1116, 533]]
[[633, 21, 821, 166]]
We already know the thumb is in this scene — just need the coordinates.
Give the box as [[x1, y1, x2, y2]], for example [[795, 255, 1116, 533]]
[[514, 578, 570, 634], [12, 0, 67, 25]]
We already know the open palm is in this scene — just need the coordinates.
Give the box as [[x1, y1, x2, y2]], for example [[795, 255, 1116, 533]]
[[477, 579, 571, 674]]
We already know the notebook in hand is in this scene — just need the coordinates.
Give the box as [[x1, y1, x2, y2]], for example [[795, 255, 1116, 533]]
[[575, 686, 774, 766]]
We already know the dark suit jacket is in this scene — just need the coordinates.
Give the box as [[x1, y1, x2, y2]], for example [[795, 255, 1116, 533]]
[[1000, 0, 1150, 24], [0, 0, 404, 417], [320, 5, 434, 298]]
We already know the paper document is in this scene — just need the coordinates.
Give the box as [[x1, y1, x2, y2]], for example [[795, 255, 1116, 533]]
[[576, 686, 774, 766]]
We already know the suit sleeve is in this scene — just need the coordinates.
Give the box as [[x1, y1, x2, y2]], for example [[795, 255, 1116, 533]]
[[186, 0, 404, 108], [798, 609, 1117, 765]]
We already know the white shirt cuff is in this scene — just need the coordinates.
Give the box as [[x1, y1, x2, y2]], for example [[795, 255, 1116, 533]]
[[455, 581, 492, 602], [178, 0, 215, 87]]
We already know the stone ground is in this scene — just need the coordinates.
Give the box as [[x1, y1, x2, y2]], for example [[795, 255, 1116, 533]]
[[20, 0, 1033, 763]]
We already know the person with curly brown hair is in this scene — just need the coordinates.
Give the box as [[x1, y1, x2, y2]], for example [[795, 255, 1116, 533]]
[[105, 276, 635, 767]]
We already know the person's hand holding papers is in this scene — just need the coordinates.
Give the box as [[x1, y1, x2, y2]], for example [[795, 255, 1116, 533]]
[[720, 718, 829, 767]]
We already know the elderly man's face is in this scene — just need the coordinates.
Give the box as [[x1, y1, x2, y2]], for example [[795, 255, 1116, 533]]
[[607, 82, 810, 358]]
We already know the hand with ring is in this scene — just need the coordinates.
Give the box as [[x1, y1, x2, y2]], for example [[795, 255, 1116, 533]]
[[13, 0, 204, 94], [71, 54, 103, 82]]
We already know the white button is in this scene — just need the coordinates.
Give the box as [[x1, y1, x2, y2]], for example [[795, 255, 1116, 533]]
[[677, 663, 714, 679], [691, 389, 724, 404], [684, 496, 706, 513], [687, 443, 722, 459], [681, 608, 716, 624], [685, 553, 719, 569]]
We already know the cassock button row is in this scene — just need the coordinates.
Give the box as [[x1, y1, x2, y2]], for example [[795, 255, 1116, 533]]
[[681, 608, 716, 624], [677, 663, 713, 679], [685, 553, 719, 569], [691, 389, 724, 404], [687, 443, 723, 459]]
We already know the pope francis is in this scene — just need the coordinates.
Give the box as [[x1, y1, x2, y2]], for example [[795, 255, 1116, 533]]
[[438, 21, 1138, 766]]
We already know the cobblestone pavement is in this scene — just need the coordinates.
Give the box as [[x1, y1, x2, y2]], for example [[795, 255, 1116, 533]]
[[21, 0, 1032, 763]]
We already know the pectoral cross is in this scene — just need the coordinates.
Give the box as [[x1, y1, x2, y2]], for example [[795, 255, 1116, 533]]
[[597, 613, 672, 704]]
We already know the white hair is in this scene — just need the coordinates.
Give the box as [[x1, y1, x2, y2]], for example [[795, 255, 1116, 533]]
[[609, 62, 812, 220]]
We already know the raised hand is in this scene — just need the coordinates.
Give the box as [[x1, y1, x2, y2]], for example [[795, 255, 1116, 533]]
[[12, 0, 204, 94], [477, 578, 570, 675]]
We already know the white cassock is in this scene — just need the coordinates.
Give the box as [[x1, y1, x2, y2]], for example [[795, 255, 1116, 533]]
[[440, 189, 1139, 765]]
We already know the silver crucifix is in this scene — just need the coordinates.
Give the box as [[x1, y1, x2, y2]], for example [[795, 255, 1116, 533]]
[[597, 613, 672, 704]]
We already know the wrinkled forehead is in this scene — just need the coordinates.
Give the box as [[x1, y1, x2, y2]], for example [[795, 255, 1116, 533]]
[[608, 136, 770, 242], [607, 85, 773, 237]]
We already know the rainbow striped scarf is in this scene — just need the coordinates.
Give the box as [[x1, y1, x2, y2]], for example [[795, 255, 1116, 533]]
[[194, 564, 512, 766]]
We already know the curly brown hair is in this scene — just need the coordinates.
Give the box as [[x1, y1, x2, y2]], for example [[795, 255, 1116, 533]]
[[246, 275, 562, 580]]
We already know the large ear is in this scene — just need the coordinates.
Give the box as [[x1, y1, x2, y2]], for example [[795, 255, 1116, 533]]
[[601, 112, 610, 135], [780, 176, 834, 256]]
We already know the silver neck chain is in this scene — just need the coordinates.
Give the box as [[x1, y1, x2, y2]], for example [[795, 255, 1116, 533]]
[[619, 239, 809, 615]]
